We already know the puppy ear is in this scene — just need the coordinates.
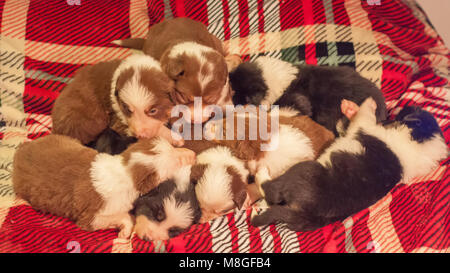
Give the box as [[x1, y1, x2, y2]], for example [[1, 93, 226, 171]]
[[227, 166, 248, 209], [130, 164, 159, 194], [161, 55, 185, 80], [190, 164, 207, 184], [169, 89, 191, 105]]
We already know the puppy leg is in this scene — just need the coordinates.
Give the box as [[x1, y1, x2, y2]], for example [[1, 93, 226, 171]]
[[251, 205, 294, 227], [346, 97, 377, 135], [173, 147, 196, 168], [159, 125, 184, 147], [90, 213, 134, 239]]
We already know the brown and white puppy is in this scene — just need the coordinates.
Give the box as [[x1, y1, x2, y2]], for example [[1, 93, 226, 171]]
[[12, 135, 195, 238], [188, 144, 250, 223], [51, 54, 182, 146], [115, 18, 233, 119], [179, 108, 335, 222], [203, 108, 335, 198]]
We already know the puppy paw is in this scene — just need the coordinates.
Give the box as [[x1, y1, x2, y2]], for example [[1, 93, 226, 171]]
[[171, 137, 185, 147], [341, 99, 359, 120], [174, 148, 196, 167], [251, 214, 269, 227], [117, 216, 134, 239], [359, 97, 377, 115]]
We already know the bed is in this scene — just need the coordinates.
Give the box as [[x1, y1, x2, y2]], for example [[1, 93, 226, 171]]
[[0, 0, 448, 253]]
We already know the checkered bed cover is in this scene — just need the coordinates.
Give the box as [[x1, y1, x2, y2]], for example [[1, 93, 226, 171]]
[[0, 0, 448, 253]]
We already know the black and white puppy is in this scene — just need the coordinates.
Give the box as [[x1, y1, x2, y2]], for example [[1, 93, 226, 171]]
[[133, 166, 201, 241], [251, 99, 447, 231], [229, 56, 387, 135]]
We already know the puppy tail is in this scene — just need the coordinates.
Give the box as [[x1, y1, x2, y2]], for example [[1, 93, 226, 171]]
[[111, 38, 146, 49]]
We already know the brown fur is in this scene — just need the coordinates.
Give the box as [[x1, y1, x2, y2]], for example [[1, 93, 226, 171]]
[[161, 51, 228, 106], [51, 60, 121, 144], [52, 58, 175, 145], [142, 17, 225, 59], [227, 166, 247, 209], [139, 18, 230, 107], [137, 68, 174, 121], [189, 163, 208, 184], [128, 163, 159, 195], [12, 135, 181, 233], [279, 115, 335, 157], [13, 135, 104, 230], [208, 113, 271, 161]]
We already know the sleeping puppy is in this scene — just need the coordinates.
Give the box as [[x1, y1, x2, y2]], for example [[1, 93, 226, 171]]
[[178, 108, 334, 222], [114, 17, 233, 120], [251, 99, 448, 231], [229, 56, 387, 135], [205, 108, 335, 194], [188, 145, 251, 223], [13, 135, 195, 238], [133, 166, 201, 241], [52, 54, 182, 146]]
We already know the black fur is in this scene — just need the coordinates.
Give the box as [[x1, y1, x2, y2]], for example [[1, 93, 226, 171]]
[[133, 179, 201, 239], [86, 128, 137, 155], [395, 106, 443, 143], [251, 131, 402, 231], [230, 62, 268, 106], [230, 59, 387, 135], [251, 106, 445, 231]]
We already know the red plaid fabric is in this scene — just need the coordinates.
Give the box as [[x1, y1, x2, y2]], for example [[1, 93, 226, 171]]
[[0, 0, 448, 253]]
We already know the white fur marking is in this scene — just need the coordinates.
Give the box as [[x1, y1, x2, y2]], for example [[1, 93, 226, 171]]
[[90, 154, 138, 216], [110, 54, 162, 129], [256, 56, 299, 106]]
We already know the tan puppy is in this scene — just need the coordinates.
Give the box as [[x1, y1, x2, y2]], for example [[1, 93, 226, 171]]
[[52, 54, 182, 146], [13, 135, 195, 238], [115, 18, 234, 120]]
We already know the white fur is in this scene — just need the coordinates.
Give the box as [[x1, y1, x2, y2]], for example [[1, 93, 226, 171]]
[[255, 56, 299, 106], [199, 62, 213, 91], [278, 107, 300, 117], [257, 124, 315, 179], [172, 165, 193, 193], [110, 54, 162, 129], [137, 196, 194, 240], [90, 154, 138, 217], [195, 165, 235, 212], [119, 72, 156, 112], [168, 41, 215, 60], [195, 146, 249, 211], [317, 137, 364, 166]]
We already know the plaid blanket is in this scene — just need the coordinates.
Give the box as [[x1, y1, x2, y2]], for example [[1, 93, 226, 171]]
[[0, 0, 448, 253]]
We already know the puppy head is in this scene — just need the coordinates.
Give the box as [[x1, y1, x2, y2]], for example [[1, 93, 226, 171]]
[[133, 180, 198, 241], [111, 55, 175, 138], [161, 42, 232, 119], [191, 146, 249, 223], [229, 61, 268, 105], [396, 106, 444, 143]]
